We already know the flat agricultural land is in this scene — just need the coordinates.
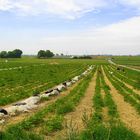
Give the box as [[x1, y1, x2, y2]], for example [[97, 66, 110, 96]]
[[112, 56, 140, 66], [0, 57, 140, 140]]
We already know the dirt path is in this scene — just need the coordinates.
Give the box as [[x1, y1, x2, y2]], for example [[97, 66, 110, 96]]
[[46, 72, 97, 140], [108, 59, 140, 72], [130, 66, 140, 70], [102, 67, 140, 135], [0, 81, 81, 130], [102, 107, 109, 124]]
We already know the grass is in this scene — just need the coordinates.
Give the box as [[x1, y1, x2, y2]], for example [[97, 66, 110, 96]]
[[79, 123, 140, 140], [112, 56, 140, 66], [108, 66, 140, 101], [100, 67, 119, 120], [109, 65, 140, 89], [104, 65, 140, 114], [1, 66, 96, 140], [0, 61, 88, 105], [77, 66, 140, 140], [41, 115, 63, 134], [0, 57, 107, 106], [1, 57, 140, 140], [0, 127, 44, 140]]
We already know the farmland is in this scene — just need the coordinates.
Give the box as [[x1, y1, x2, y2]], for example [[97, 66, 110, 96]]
[[0, 57, 140, 140], [112, 56, 140, 66]]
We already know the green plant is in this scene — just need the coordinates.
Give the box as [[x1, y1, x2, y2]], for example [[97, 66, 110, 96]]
[[64, 119, 79, 140], [40, 96, 49, 102], [56, 102, 75, 115], [41, 115, 63, 134], [33, 90, 40, 96]]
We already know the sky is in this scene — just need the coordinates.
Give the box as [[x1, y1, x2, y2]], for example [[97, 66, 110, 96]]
[[0, 0, 140, 55]]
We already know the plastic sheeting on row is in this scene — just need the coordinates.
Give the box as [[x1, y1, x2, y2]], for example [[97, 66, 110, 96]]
[[0, 65, 94, 122]]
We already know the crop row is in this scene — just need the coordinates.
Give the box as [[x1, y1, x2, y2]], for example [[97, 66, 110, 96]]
[[113, 56, 140, 66], [0, 63, 88, 105], [104, 65, 140, 114], [0, 66, 96, 140], [109, 65, 140, 89], [78, 66, 140, 140], [107, 65, 140, 102], [111, 64, 140, 81]]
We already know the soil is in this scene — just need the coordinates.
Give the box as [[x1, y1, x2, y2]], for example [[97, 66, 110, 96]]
[[45, 72, 97, 140], [113, 74, 140, 96], [102, 67, 140, 135], [0, 80, 81, 131]]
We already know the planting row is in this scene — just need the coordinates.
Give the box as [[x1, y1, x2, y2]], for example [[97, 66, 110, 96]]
[[107, 65, 140, 102], [110, 65, 136, 81], [78, 66, 140, 140], [0, 63, 88, 105], [0, 66, 94, 123], [109, 65, 137, 83], [0, 66, 96, 140], [103, 65, 140, 114]]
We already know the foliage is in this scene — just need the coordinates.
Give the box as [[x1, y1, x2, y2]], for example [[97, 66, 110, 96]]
[[73, 56, 92, 59], [0, 49, 23, 58], [37, 50, 54, 58], [78, 66, 140, 140], [0, 62, 87, 105], [42, 115, 63, 134], [2, 67, 96, 139]]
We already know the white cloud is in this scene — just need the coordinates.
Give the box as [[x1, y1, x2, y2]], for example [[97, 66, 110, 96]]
[[0, 0, 12, 11], [41, 16, 140, 55], [118, 0, 140, 13], [0, 0, 107, 19], [0, 16, 140, 55], [119, 0, 140, 7], [1, 0, 140, 19]]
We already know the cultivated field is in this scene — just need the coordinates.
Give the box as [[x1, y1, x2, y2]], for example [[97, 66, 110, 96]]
[[0, 57, 140, 140], [112, 56, 140, 66]]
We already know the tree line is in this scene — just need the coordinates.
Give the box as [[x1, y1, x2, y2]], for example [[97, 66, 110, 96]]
[[0, 49, 54, 59], [73, 56, 92, 59], [0, 49, 92, 59], [0, 49, 23, 58]]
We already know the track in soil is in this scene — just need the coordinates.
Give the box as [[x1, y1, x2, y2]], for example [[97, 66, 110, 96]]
[[46, 72, 97, 140], [102, 67, 140, 135]]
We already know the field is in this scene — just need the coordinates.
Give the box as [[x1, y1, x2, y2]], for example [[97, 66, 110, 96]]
[[0, 57, 140, 140], [112, 56, 140, 66]]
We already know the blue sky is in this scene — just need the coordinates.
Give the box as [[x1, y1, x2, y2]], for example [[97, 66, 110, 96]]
[[0, 0, 140, 55]]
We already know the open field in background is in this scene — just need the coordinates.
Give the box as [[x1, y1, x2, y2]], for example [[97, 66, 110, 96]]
[[0, 57, 140, 140], [0, 58, 105, 106], [112, 56, 140, 66], [0, 57, 108, 68]]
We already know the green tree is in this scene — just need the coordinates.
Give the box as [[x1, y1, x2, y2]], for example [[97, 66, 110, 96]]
[[0, 49, 23, 58], [37, 50, 46, 58], [45, 50, 54, 58], [7, 51, 14, 58], [0, 51, 7, 58], [12, 49, 23, 58], [37, 50, 54, 58]]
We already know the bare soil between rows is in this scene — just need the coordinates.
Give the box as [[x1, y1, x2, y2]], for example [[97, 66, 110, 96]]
[[0, 81, 81, 131], [46, 72, 97, 140], [102, 67, 140, 135]]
